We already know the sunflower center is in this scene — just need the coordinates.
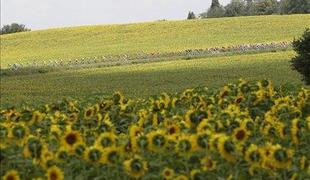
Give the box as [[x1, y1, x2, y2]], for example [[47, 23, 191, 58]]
[[86, 109, 92, 117], [65, 133, 77, 145], [224, 140, 235, 153], [131, 159, 143, 172], [250, 151, 261, 162], [205, 160, 213, 168], [49, 171, 58, 180], [152, 135, 166, 147], [169, 127, 176, 134], [164, 170, 171, 176], [274, 149, 288, 162], [235, 130, 246, 141]]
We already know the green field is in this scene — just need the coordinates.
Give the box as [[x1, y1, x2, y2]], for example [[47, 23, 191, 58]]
[[1, 15, 309, 68], [0, 51, 303, 107]]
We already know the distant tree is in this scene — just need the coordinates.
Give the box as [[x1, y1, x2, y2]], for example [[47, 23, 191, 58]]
[[187, 11, 196, 19], [254, 0, 279, 15], [291, 29, 310, 85], [225, 0, 247, 17], [200, 0, 225, 18], [211, 0, 221, 8], [280, 0, 310, 14], [0, 23, 31, 35]]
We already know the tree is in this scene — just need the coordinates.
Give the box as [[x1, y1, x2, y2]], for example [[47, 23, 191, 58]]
[[254, 0, 279, 15], [225, 0, 247, 17], [280, 0, 310, 14], [211, 0, 221, 8], [187, 11, 196, 20], [200, 0, 225, 18], [291, 29, 310, 85], [0, 23, 31, 35]]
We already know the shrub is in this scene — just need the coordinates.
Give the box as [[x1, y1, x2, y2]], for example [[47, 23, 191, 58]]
[[187, 11, 196, 20], [0, 23, 30, 35], [291, 28, 310, 85]]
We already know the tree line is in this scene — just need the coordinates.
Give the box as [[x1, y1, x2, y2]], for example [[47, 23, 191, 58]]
[[0, 23, 31, 35], [187, 0, 309, 19]]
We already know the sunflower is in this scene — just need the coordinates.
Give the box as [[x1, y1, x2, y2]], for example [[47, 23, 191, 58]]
[[73, 143, 86, 157], [67, 112, 78, 122], [196, 120, 212, 134], [166, 124, 180, 136], [291, 118, 301, 145], [162, 167, 174, 180], [61, 130, 83, 151], [219, 85, 230, 99], [135, 134, 148, 152], [276, 122, 289, 139], [217, 136, 236, 162], [176, 134, 198, 154], [31, 111, 44, 123], [175, 175, 189, 180], [2, 170, 20, 180], [271, 145, 294, 169], [39, 147, 54, 168], [9, 124, 29, 144], [55, 147, 68, 162], [0, 124, 8, 139], [190, 169, 204, 180], [185, 109, 208, 128], [84, 146, 102, 163], [201, 156, 217, 171], [95, 132, 117, 149], [50, 124, 62, 136], [209, 133, 223, 152], [245, 144, 263, 165], [101, 146, 121, 165], [300, 156, 308, 170], [196, 133, 209, 150], [83, 107, 94, 120], [46, 166, 64, 180], [129, 125, 143, 140], [147, 130, 167, 152], [307, 116, 310, 130], [112, 92, 124, 104], [23, 136, 43, 159], [123, 156, 148, 179], [232, 126, 250, 144]]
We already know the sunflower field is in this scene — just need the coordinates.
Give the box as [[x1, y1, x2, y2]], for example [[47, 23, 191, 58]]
[[1, 80, 310, 180]]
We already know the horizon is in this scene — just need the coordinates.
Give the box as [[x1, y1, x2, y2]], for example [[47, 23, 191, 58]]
[[1, 0, 230, 30]]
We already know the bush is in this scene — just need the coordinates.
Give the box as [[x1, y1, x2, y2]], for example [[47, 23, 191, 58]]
[[187, 11, 196, 20], [0, 23, 30, 35], [291, 28, 310, 85], [224, 0, 247, 17]]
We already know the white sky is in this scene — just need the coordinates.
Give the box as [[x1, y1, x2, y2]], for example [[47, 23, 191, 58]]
[[1, 0, 230, 30]]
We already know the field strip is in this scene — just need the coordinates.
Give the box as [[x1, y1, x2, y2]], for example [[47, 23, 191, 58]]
[[2, 42, 291, 76]]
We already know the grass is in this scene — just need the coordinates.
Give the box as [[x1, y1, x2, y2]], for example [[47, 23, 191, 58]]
[[0, 51, 304, 107], [1, 15, 309, 68]]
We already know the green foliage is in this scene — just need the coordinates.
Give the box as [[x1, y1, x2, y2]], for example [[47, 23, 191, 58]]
[[200, 0, 309, 18], [280, 0, 310, 14], [187, 11, 196, 20], [206, 7, 226, 18], [0, 23, 30, 35], [291, 29, 310, 85], [211, 0, 221, 8], [224, 0, 247, 17], [254, 0, 279, 15]]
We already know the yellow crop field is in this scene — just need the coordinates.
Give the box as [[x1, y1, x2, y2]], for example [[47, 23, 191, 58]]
[[1, 15, 309, 68]]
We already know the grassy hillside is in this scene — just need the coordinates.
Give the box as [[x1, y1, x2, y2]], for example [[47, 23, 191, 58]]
[[0, 51, 303, 106], [1, 15, 309, 68]]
